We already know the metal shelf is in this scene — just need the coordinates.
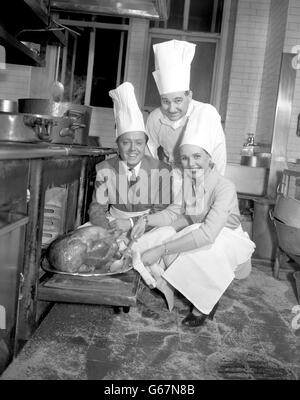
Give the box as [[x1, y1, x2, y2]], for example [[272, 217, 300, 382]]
[[0, 26, 45, 67], [0, 0, 66, 66]]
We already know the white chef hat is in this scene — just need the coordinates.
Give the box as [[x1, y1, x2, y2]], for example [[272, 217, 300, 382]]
[[180, 105, 220, 157], [109, 81, 146, 138], [152, 40, 196, 95]]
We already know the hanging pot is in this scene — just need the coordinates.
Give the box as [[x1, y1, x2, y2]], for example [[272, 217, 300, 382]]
[[18, 99, 92, 145], [0, 100, 18, 113], [0, 114, 39, 143]]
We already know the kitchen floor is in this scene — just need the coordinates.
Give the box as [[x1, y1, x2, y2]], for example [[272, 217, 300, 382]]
[[1, 261, 300, 380]]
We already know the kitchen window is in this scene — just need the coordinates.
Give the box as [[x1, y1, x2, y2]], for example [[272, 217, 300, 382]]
[[144, 0, 224, 110], [57, 14, 128, 108], [150, 0, 224, 33]]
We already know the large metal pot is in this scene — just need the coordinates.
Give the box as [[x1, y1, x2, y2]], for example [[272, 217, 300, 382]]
[[274, 195, 300, 228], [18, 99, 92, 145], [240, 153, 271, 168], [49, 115, 87, 145], [0, 100, 18, 113], [0, 114, 39, 143], [273, 217, 300, 260]]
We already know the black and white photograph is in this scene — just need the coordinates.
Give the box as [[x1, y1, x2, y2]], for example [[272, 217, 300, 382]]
[[0, 0, 299, 385]]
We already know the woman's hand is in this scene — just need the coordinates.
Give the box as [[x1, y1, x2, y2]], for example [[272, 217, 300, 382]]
[[108, 218, 131, 233], [131, 217, 146, 240], [142, 245, 164, 266]]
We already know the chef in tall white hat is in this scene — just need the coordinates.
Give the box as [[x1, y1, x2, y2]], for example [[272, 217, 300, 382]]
[[88, 82, 177, 306], [146, 39, 227, 175], [88, 81, 173, 238], [110, 81, 146, 140], [131, 121, 255, 328]]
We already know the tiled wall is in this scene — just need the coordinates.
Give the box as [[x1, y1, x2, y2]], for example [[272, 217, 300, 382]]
[[0, 46, 56, 102], [88, 107, 115, 148], [124, 18, 149, 105], [284, 0, 300, 161], [0, 64, 31, 100], [256, 0, 289, 146], [224, 0, 271, 164]]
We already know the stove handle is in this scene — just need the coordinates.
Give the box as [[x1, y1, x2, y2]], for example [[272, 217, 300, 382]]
[[59, 127, 75, 138], [65, 109, 84, 120], [71, 123, 86, 130]]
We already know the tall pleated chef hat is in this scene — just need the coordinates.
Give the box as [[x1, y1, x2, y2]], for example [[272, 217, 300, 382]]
[[109, 81, 146, 138], [180, 105, 221, 157], [152, 40, 196, 95]]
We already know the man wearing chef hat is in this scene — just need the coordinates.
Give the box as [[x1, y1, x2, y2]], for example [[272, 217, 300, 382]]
[[146, 39, 226, 175], [88, 81, 173, 236]]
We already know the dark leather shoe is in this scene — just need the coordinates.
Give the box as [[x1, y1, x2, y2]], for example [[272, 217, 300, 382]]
[[182, 302, 219, 327], [182, 312, 208, 327]]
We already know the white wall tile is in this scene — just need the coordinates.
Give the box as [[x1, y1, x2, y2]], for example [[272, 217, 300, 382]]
[[284, 0, 300, 161], [0, 64, 31, 100], [225, 0, 270, 164]]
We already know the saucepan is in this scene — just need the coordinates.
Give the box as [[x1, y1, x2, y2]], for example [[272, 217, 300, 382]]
[[0, 100, 18, 113], [18, 99, 92, 145], [0, 113, 39, 143]]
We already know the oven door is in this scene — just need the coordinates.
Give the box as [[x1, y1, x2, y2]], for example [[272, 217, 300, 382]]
[[38, 269, 140, 310]]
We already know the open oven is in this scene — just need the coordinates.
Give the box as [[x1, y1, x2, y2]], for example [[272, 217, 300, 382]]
[[0, 102, 139, 356], [0, 159, 29, 373]]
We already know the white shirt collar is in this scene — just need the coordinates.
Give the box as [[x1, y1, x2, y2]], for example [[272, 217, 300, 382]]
[[120, 160, 141, 180], [159, 100, 195, 130]]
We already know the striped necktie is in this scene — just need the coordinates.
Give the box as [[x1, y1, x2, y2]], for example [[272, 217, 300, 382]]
[[128, 167, 137, 187]]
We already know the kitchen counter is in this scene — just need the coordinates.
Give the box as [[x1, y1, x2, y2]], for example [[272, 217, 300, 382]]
[[0, 141, 117, 160]]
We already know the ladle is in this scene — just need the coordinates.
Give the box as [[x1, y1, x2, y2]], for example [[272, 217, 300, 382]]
[[51, 45, 64, 103]]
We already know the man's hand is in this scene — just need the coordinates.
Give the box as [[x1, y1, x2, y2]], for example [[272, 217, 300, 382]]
[[108, 218, 131, 233], [141, 245, 164, 266]]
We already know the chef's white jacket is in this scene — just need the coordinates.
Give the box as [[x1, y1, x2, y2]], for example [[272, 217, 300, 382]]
[[146, 100, 227, 175]]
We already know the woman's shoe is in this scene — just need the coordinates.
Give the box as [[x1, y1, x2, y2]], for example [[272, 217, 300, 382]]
[[181, 302, 219, 327], [182, 312, 208, 327]]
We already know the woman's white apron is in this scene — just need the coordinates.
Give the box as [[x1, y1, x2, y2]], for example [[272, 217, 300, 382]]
[[162, 223, 255, 314]]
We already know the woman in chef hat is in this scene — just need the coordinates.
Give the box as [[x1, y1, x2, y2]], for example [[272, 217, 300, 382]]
[[131, 115, 256, 328]]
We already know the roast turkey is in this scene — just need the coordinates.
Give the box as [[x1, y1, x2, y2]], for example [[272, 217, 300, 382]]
[[46, 226, 128, 273]]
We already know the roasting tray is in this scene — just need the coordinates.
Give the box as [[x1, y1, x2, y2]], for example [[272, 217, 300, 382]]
[[41, 255, 133, 277]]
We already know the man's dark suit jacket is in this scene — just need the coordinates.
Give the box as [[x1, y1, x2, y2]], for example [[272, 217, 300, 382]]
[[89, 155, 173, 227]]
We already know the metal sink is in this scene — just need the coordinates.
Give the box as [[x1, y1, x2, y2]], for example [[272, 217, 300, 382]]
[[240, 153, 271, 168], [225, 164, 269, 196]]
